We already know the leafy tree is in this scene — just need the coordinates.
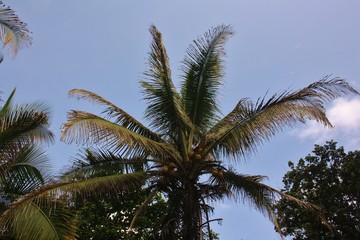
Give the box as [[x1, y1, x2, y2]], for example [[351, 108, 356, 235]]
[[73, 191, 166, 240], [275, 141, 360, 239], [0, 89, 77, 240], [0, 1, 32, 60], [3, 25, 358, 240]]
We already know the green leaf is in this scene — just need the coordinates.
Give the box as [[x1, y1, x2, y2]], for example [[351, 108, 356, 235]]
[[181, 25, 234, 135]]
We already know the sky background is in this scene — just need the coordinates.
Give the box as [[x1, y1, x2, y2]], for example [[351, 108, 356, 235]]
[[1, 1, 360, 239]]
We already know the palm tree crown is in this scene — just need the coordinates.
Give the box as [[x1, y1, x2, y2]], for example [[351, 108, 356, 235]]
[[60, 25, 358, 239]]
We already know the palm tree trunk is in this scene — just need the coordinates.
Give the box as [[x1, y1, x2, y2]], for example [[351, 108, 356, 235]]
[[183, 182, 198, 240]]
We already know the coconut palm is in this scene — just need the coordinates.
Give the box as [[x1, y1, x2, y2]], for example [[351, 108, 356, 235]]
[[0, 1, 32, 60], [0, 89, 78, 240], [59, 25, 358, 239], [3, 25, 358, 239]]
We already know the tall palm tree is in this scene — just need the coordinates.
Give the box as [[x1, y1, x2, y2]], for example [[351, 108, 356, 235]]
[[59, 25, 358, 239], [2, 25, 358, 239], [0, 89, 78, 240], [0, 1, 32, 60]]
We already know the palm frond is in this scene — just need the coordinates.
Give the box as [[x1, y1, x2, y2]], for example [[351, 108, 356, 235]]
[[0, 171, 148, 226], [202, 77, 359, 159], [63, 148, 147, 179], [141, 25, 191, 151], [1, 145, 50, 195], [0, 101, 54, 147], [0, 88, 15, 116], [68, 89, 162, 141], [180, 25, 234, 135], [221, 170, 329, 234], [61, 110, 178, 159], [0, 1, 32, 56], [2, 200, 77, 240]]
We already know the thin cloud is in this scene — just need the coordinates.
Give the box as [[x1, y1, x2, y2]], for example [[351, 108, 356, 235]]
[[290, 97, 360, 149]]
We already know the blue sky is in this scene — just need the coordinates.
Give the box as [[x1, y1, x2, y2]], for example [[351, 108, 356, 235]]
[[1, 1, 360, 239]]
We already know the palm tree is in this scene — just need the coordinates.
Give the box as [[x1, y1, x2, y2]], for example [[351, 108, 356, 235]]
[[0, 1, 32, 60], [59, 25, 358, 239], [3, 25, 358, 239], [0, 89, 77, 240]]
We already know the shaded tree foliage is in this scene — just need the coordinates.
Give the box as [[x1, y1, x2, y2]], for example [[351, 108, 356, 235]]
[[66, 149, 169, 240], [275, 141, 360, 239], [73, 190, 167, 240]]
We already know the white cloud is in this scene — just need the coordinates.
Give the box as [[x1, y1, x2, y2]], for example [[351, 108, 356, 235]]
[[291, 97, 360, 149], [328, 98, 360, 130]]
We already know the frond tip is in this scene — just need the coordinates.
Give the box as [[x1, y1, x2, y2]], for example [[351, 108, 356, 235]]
[[222, 170, 331, 236], [0, 1, 32, 56], [181, 25, 234, 132], [141, 25, 191, 138], [202, 76, 359, 160]]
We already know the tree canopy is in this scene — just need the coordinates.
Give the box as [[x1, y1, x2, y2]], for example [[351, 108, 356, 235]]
[[0, 25, 358, 240], [275, 141, 360, 239]]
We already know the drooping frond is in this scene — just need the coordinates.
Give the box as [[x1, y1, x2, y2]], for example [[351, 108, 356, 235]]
[[0, 171, 148, 227], [2, 200, 77, 240], [62, 171, 148, 195], [141, 25, 191, 148], [221, 170, 329, 234], [61, 110, 178, 159], [181, 25, 234, 134], [0, 1, 32, 56], [68, 89, 162, 142], [202, 77, 359, 159]]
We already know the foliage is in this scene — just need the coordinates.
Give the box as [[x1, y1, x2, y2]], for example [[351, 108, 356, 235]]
[[0, 88, 53, 202], [2, 25, 358, 240], [0, 89, 77, 240], [73, 190, 167, 240], [275, 141, 360, 239], [66, 149, 169, 240], [0, 1, 32, 58], [59, 25, 358, 239]]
